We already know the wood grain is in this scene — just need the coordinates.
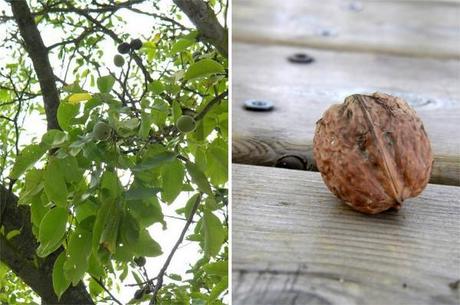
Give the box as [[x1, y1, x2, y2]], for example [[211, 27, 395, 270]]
[[232, 164, 460, 305], [232, 136, 460, 186], [233, 0, 460, 59], [232, 42, 460, 157]]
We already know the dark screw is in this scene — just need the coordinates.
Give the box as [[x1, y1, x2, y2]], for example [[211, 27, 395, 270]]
[[288, 53, 314, 64], [275, 155, 306, 170], [244, 100, 274, 111], [317, 28, 338, 37]]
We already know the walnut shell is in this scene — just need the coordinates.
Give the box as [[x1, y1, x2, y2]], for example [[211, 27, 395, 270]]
[[313, 93, 433, 214]]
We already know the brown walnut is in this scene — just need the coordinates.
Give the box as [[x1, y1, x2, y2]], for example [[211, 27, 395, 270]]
[[313, 92, 433, 214]]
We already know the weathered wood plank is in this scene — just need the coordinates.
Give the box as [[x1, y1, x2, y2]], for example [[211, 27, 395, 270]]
[[232, 136, 460, 186], [232, 164, 460, 305], [232, 42, 460, 158], [233, 0, 460, 59]]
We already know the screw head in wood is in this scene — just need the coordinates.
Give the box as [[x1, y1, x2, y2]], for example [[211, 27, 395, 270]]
[[288, 53, 314, 64], [275, 155, 306, 170], [244, 100, 274, 111]]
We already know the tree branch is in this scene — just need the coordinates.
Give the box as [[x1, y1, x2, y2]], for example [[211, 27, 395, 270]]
[[91, 276, 123, 305], [149, 193, 202, 305], [5, 1, 95, 303], [0, 185, 94, 305], [66, 5, 153, 83], [173, 0, 228, 57], [194, 90, 228, 121], [11, 0, 61, 130]]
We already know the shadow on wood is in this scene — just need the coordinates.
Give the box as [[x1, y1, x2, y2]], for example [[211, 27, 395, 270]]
[[233, 135, 460, 186]]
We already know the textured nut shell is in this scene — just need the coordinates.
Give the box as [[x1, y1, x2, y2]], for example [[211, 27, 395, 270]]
[[313, 93, 433, 214]]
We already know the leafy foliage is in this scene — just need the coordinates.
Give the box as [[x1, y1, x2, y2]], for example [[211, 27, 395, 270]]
[[0, 0, 228, 304], [0, 264, 39, 305]]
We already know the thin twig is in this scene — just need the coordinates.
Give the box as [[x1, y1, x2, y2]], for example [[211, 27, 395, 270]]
[[91, 276, 123, 305], [149, 193, 202, 304]]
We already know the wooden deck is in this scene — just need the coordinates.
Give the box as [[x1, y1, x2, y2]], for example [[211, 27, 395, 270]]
[[232, 165, 460, 305], [232, 0, 460, 304]]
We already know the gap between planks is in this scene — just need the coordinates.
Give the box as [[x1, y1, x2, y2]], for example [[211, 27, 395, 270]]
[[232, 135, 460, 186]]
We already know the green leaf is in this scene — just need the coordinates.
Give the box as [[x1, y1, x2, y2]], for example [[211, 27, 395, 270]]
[[195, 146, 207, 172], [148, 80, 164, 95], [88, 253, 105, 278], [186, 162, 212, 195], [132, 271, 143, 285], [41, 130, 67, 149], [202, 209, 225, 257], [206, 144, 228, 186], [151, 99, 168, 128], [92, 200, 112, 253], [167, 273, 182, 281], [133, 151, 176, 172], [63, 229, 92, 285], [172, 100, 182, 122], [52, 252, 71, 300], [205, 196, 219, 211], [9, 144, 47, 179], [89, 277, 104, 298], [132, 230, 162, 257], [184, 193, 201, 219], [128, 197, 164, 227], [125, 186, 160, 201], [75, 200, 98, 223], [209, 276, 228, 302], [44, 158, 68, 207], [100, 170, 122, 200], [57, 156, 83, 184], [138, 112, 152, 139], [203, 261, 228, 276], [68, 92, 92, 104], [120, 212, 140, 243], [99, 200, 122, 254], [6, 229, 21, 240], [170, 38, 194, 54], [114, 211, 141, 262], [120, 118, 140, 130], [161, 160, 185, 204], [57, 102, 79, 131], [31, 194, 47, 228], [184, 59, 224, 80], [37, 207, 68, 257], [18, 169, 44, 204], [97, 75, 115, 93]]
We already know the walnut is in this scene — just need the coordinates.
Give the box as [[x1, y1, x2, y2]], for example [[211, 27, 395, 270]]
[[313, 93, 433, 214]]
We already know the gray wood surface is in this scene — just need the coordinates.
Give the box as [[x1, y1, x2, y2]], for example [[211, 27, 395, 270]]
[[232, 164, 460, 305], [233, 0, 460, 59], [232, 42, 460, 158]]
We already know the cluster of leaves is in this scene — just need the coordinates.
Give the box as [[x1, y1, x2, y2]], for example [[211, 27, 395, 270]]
[[0, 0, 228, 304], [0, 263, 38, 305], [9, 51, 227, 304]]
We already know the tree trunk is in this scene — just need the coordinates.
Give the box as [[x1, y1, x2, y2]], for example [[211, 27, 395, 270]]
[[1, 1, 94, 303], [0, 185, 94, 304], [173, 0, 228, 57]]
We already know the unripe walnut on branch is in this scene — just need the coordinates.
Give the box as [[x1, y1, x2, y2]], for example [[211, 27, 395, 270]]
[[313, 93, 433, 214]]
